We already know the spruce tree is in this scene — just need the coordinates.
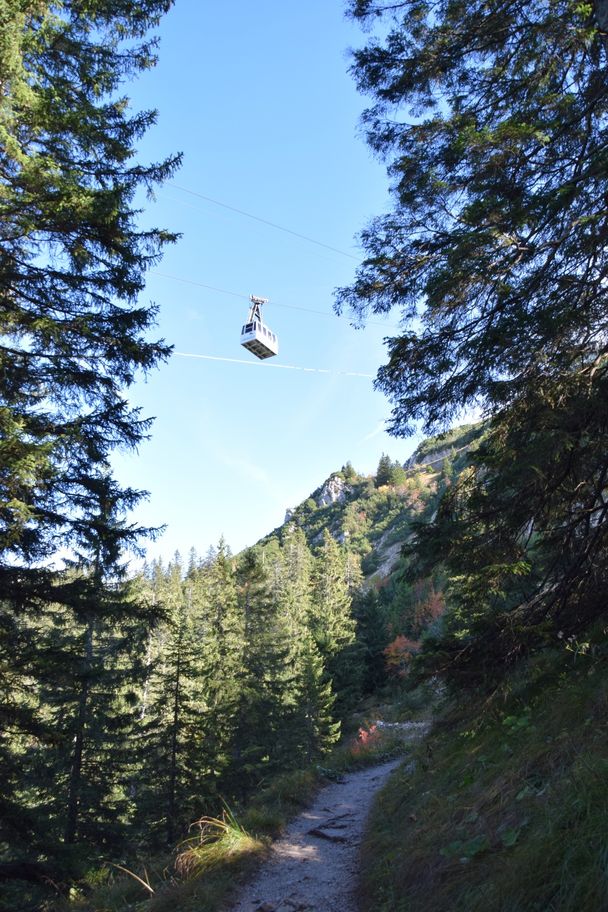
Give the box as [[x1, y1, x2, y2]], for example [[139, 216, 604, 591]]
[[275, 527, 340, 761], [0, 0, 177, 880], [341, 461, 357, 481], [339, 0, 608, 679], [277, 525, 314, 636], [339, 1, 608, 436], [0, 0, 179, 564], [224, 547, 293, 797], [311, 531, 361, 715], [375, 453, 394, 487], [137, 556, 216, 846], [352, 589, 391, 694], [197, 539, 245, 789], [9, 471, 159, 872], [288, 630, 340, 763]]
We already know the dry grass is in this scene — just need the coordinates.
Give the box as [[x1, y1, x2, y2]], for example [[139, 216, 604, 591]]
[[62, 770, 322, 912]]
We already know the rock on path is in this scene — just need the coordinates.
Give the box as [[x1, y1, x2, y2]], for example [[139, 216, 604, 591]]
[[226, 758, 403, 912]]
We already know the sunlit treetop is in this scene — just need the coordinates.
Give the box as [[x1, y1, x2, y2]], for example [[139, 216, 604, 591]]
[[0, 0, 180, 561]]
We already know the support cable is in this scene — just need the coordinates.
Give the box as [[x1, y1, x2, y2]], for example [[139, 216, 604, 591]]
[[168, 183, 360, 261], [173, 350, 375, 379]]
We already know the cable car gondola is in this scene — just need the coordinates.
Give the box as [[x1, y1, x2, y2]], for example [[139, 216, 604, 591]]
[[240, 294, 279, 360]]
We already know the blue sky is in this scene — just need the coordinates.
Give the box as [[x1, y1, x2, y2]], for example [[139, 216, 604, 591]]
[[112, 0, 422, 559]]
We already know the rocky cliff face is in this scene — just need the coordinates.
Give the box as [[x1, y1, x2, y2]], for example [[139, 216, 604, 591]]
[[284, 474, 349, 523], [316, 474, 348, 507], [270, 424, 480, 582], [404, 445, 455, 470], [404, 422, 482, 470]]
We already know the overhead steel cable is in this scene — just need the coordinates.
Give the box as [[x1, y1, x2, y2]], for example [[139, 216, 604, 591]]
[[169, 183, 360, 261], [173, 350, 375, 379], [151, 271, 397, 329]]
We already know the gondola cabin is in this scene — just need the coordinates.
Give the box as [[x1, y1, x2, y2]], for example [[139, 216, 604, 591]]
[[240, 294, 279, 359]]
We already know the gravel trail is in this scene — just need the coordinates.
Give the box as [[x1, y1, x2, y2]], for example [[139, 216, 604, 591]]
[[225, 758, 403, 912]]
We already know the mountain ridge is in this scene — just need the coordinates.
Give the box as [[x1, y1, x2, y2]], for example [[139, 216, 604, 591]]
[[259, 421, 483, 588]]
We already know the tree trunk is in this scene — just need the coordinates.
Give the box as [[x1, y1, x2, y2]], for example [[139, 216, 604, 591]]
[[64, 618, 94, 844], [167, 625, 183, 846]]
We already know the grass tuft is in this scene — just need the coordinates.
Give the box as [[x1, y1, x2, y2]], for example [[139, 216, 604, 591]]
[[174, 806, 263, 878]]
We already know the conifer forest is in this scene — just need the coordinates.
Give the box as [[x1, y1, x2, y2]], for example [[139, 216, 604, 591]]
[[4, 2, 608, 912], [3, 522, 362, 871]]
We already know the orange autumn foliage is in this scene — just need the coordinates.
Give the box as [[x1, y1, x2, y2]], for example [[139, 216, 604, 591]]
[[384, 635, 421, 678], [413, 586, 445, 632], [348, 723, 381, 757]]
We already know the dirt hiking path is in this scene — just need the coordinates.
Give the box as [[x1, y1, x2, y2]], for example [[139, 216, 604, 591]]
[[226, 758, 402, 912]]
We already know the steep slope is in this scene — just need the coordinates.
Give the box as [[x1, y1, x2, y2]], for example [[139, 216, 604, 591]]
[[259, 422, 483, 586], [362, 647, 608, 912], [16, 423, 482, 912]]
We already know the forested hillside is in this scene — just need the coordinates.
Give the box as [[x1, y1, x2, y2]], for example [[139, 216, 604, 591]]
[[0, 2, 457, 906], [1, 423, 472, 910]]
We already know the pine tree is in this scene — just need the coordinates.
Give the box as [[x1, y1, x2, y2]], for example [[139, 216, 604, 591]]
[[341, 461, 357, 481], [196, 539, 245, 789], [288, 630, 340, 763], [276, 525, 314, 635], [311, 531, 361, 715], [375, 453, 393, 487], [352, 590, 391, 694], [0, 590, 54, 872], [390, 460, 407, 487], [1, 0, 179, 565], [138, 556, 215, 846], [10, 471, 159, 871], [311, 532, 356, 655], [339, 1, 608, 436]]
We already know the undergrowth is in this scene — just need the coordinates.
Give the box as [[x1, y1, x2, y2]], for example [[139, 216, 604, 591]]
[[59, 719, 410, 912], [361, 649, 608, 912]]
